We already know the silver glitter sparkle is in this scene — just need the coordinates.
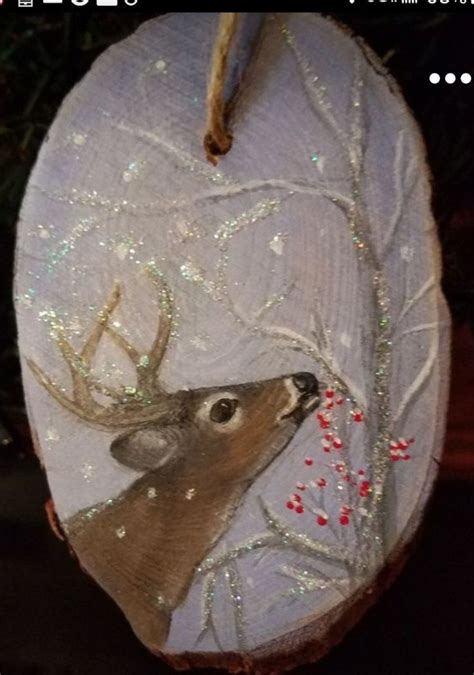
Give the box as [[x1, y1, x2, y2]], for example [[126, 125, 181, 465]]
[[111, 235, 144, 262], [177, 198, 286, 317], [67, 499, 116, 538], [224, 564, 246, 648], [180, 259, 217, 296], [190, 334, 210, 352], [214, 199, 280, 242], [175, 219, 201, 242], [19, 20, 433, 650], [37, 307, 125, 403], [122, 160, 146, 183], [30, 224, 54, 240], [400, 245, 414, 262], [281, 564, 329, 592], [180, 259, 205, 282], [16, 289, 36, 308], [197, 533, 276, 575], [261, 500, 351, 564], [276, 16, 400, 569], [116, 120, 233, 187], [67, 316, 83, 335], [81, 462, 95, 482], [145, 260, 179, 339], [269, 233, 287, 256], [200, 572, 217, 633], [45, 427, 59, 442], [47, 217, 98, 272], [139, 355, 150, 368]]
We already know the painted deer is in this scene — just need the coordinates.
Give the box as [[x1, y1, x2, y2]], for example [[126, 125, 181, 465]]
[[28, 279, 320, 651]]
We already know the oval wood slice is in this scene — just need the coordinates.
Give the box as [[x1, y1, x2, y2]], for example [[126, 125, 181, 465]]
[[15, 12, 450, 672]]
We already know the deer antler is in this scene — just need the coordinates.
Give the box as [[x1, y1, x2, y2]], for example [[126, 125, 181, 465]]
[[28, 278, 176, 430], [105, 277, 173, 396]]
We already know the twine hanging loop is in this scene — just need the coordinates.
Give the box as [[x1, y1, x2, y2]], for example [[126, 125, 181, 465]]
[[204, 13, 240, 165]]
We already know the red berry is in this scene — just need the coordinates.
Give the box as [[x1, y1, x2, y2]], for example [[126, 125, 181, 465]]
[[336, 397, 344, 405], [325, 433, 334, 441], [403, 454, 411, 461], [358, 469, 365, 475], [317, 478, 327, 488], [296, 481, 306, 491], [352, 410, 364, 422], [325, 389, 335, 399], [305, 457, 313, 466], [333, 438, 343, 449], [339, 515, 350, 525], [359, 480, 370, 497], [286, 500, 295, 509], [295, 504, 304, 514], [292, 493, 302, 502], [317, 515, 328, 526]]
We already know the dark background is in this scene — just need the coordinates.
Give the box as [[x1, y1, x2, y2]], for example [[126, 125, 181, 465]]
[[0, 12, 473, 675]]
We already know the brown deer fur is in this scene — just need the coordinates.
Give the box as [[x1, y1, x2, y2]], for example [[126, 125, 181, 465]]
[[28, 282, 320, 651]]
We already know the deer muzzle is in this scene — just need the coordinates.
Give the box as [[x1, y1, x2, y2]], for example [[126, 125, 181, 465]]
[[279, 372, 320, 424]]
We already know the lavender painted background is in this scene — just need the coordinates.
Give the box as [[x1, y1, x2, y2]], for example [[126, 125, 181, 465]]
[[15, 13, 450, 655]]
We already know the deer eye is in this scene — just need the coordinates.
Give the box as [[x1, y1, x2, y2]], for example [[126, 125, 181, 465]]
[[209, 398, 238, 423]]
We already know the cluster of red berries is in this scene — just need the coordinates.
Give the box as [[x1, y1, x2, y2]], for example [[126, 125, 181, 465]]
[[339, 504, 353, 526], [315, 388, 345, 431], [285, 388, 367, 527], [285, 468, 373, 527], [283, 388, 415, 530], [389, 437, 414, 461], [286, 497, 303, 513]]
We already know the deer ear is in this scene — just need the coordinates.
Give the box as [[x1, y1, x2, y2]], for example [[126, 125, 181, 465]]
[[110, 426, 182, 472]]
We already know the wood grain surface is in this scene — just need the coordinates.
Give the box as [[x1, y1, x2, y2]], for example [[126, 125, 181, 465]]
[[14, 13, 451, 670]]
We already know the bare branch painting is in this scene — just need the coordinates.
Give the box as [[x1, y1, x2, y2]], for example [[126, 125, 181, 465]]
[[15, 12, 449, 660]]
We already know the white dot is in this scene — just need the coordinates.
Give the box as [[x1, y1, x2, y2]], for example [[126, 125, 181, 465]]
[[72, 132, 87, 146], [400, 245, 414, 262], [340, 332, 352, 348], [445, 73, 456, 84], [429, 73, 440, 84], [155, 60, 167, 72], [461, 73, 471, 84]]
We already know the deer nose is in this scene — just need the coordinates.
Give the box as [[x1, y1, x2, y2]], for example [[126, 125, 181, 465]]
[[292, 372, 318, 396]]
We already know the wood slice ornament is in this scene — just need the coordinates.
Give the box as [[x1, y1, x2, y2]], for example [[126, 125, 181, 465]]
[[15, 12, 451, 672]]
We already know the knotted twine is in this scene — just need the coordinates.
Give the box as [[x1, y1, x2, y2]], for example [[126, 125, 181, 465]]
[[203, 12, 240, 165]]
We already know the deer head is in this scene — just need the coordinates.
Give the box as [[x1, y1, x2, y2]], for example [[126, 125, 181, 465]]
[[28, 278, 320, 652]]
